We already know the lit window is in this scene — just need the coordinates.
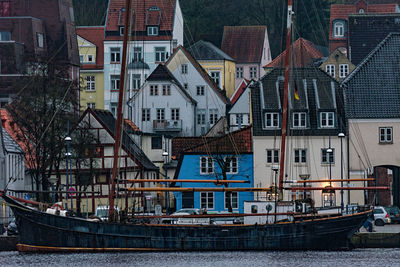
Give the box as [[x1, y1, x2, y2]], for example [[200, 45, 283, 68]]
[[266, 149, 279, 164], [379, 127, 393, 143], [225, 192, 238, 209], [200, 156, 214, 174], [294, 149, 307, 163], [265, 113, 279, 128], [200, 192, 214, 209], [110, 75, 120, 90], [321, 149, 335, 164], [320, 112, 334, 128], [293, 112, 307, 128], [85, 76, 95, 91], [326, 64, 335, 77], [339, 64, 349, 78]]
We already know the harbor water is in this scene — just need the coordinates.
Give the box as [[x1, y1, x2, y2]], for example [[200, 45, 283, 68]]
[[1, 249, 399, 267]]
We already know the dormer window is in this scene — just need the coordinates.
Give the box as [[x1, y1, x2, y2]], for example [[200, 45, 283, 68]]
[[333, 21, 345, 38], [147, 26, 159, 36], [293, 112, 307, 128], [148, 6, 160, 11], [265, 113, 279, 128], [119, 26, 124, 36], [320, 112, 334, 128]]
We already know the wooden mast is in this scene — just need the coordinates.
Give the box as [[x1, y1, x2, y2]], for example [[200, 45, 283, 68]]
[[109, 0, 132, 219], [278, 0, 294, 199]]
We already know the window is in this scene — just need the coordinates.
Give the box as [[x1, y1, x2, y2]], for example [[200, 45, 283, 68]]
[[326, 64, 335, 77], [0, 31, 11, 41], [156, 108, 165, 121], [359, 8, 364, 14], [151, 136, 162, 149], [250, 66, 257, 79], [379, 127, 393, 143], [183, 83, 188, 90], [110, 103, 118, 117], [236, 114, 243, 126], [334, 21, 345, 38], [171, 108, 179, 120], [339, 64, 349, 78], [200, 192, 214, 209], [110, 75, 120, 90], [321, 149, 335, 164], [320, 112, 334, 128], [155, 47, 166, 62], [147, 26, 159, 36], [294, 149, 307, 163], [87, 55, 93, 63], [236, 67, 243, 78], [210, 71, 220, 87], [131, 74, 141, 90], [196, 86, 205, 96], [225, 192, 238, 209], [225, 156, 238, 174], [197, 109, 206, 125], [181, 64, 188, 74], [209, 109, 218, 125], [110, 48, 121, 63], [265, 113, 279, 128], [266, 149, 279, 163], [0, 1, 10, 17], [200, 156, 214, 174], [37, 33, 44, 48], [162, 85, 171, 96], [85, 76, 95, 91], [86, 102, 96, 109], [150, 85, 158, 96], [119, 26, 124, 36], [133, 47, 142, 61], [293, 112, 307, 128], [142, 108, 150, 121], [80, 55, 84, 63]]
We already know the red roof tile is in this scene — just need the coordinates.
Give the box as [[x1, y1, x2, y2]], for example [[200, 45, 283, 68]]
[[124, 119, 141, 132], [105, 0, 176, 40], [230, 79, 249, 105], [265, 38, 323, 68], [221, 26, 267, 63], [76, 27, 104, 70]]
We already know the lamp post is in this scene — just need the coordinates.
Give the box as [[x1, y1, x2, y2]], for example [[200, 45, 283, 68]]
[[327, 146, 333, 207], [271, 165, 279, 223], [338, 132, 345, 212], [162, 151, 169, 215], [65, 136, 72, 211], [299, 174, 310, 200], [48, 175, 58, 204]]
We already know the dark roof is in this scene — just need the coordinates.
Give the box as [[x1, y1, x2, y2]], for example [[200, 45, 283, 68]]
[[1, 127, 23, 154], [128, 60, 150, 70], [187, 40, 234, 61], [251, 68, 344, 136], [343, 32, 400, 119], [171, 137, 208, 159], [146, 64, 196, 104], [221, 26, 266, 63], [91, 109, 158, 170], [349, 14, 400, 65]]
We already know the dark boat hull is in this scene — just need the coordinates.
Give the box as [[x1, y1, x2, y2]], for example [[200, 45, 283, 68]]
[[3, 195, 368, 252]]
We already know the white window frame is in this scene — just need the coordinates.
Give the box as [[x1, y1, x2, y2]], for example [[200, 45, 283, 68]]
[[110, 75, 120, 90], [181, 64, 188, 74], [321, 148, 335, 164], [110, 47, 121, 63], [85, 75, 95, 91], [225, 156, 238, 174], [80, 55, 84, 63], [225, 192, 238, 209], [339, 64, 349, 78], [200, 156, 214, 174], [265, 113, 279, 128], [162, 84, 171, 96], [86, 102, 96, 109], [294, 149, 307, 163], [142, 108, 150, 121], [156, 108, 165, 121], [210, 71, 220, 87], [200, 192, 214, 209], [131, 74, 141, 90], [171, 108, 180, 121], [266, 149, 279, 164], [320, 112, 334, 128], [147, 26, 159, 36], [326, 64, 335, 78], [150, 85, 158, 96], [155, 47, 166, 62], [249, 66, 257, 79], [236, 67, 243, 78], [87, 54, 93, 63], [379, 127, 393, 144], [119, 26, 124, 36], [196, 86, 205, 96], [209, 109, 218, 125], [292, 112, 307, 128], [197, 109, 206, 125], [334, 21, 345, 38], [133, 47, 142, 61]]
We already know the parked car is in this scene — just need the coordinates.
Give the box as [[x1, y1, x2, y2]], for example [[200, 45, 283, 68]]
[[385, 206, 400, 224], [373, 206, 391, 226]]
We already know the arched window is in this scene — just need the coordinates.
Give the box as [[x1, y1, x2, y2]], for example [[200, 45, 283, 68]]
[[334, 21, 345, 38], [359, 9, 365, 14]]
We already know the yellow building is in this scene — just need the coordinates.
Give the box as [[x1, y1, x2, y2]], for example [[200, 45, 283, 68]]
[[76, 27, 105, 111], [320, 48, 355, 82], [187, 40, 236, 98]]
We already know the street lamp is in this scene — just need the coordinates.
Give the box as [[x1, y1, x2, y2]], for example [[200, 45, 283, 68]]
[[162, 151, 169, 215], [326, 146, 333, 206], [65, 136, 72, 211], [338, 132, 345, 212], [48, 175, 58, 204]]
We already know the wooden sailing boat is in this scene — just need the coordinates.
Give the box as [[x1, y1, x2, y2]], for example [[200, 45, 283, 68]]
[[0, 0, 373, 252]]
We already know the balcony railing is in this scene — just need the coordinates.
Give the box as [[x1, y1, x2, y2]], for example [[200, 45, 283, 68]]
[[153, 120, 182, 132]]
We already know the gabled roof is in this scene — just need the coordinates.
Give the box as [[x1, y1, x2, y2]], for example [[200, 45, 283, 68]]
[[87, 109, 158, 170], [145, 64, 197, 104], [171, 137, 209, 159], [343, 32, 400, 119], [187, 40, 234, 61], [230, 79, 250, 105], [265, 38, 323, 68], [76, 26, 104, 70], [166, 45, 231, 105], [183, 126, 252, 154], [221, 26, 267, 63], [105, 0, 177, 41]]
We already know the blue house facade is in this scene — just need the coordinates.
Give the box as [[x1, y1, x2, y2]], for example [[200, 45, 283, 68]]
[[173, 127, 254, 213]]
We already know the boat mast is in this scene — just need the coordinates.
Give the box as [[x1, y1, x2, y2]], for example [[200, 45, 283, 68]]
[[278, 0, 294, 199], [109, 0, 132, 220]]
